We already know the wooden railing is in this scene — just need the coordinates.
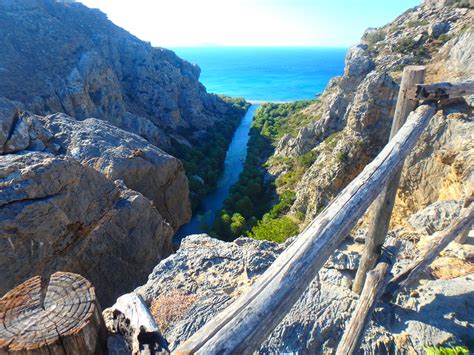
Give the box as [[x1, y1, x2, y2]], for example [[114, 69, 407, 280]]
[[174, 67, 474, 355]]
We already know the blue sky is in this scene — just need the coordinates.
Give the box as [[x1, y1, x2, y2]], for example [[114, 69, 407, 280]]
[[77, 0, 420, 47]]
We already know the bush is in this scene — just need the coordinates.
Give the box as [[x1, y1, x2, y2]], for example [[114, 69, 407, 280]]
[[424, 345, 470, 355], [250, 216, 299, 243], [395, 37, 418, 54]]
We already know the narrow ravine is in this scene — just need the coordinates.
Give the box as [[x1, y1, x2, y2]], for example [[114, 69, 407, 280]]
[[174, 104, 259, 242]]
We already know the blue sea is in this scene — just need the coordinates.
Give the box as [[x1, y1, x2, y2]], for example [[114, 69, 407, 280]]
[[172, 47, 347, 102]]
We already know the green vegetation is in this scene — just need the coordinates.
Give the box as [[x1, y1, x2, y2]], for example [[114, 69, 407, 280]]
[[395, 37, 418, 54], [424, 344, 470, 355], [211, 100, 315, 242], [170, 96, 249, 210], [407, 19, 429, 28]]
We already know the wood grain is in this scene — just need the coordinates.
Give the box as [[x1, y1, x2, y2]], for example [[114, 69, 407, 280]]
[[0, 272, 106, 354]]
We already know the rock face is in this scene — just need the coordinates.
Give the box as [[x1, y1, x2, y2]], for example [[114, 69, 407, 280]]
[[0, 0, 232, 151], [118, 212, 473, 353], [0, 97, 192, 305], [0, 152, 174, 306], [41, 113, 191, 229], [271, 2, 473, 225]]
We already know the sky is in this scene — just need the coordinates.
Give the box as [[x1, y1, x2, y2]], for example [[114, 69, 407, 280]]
[[77, 0, 421, 47]]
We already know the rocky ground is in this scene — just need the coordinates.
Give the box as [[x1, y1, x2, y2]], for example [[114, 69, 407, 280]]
[[103, 198, 473, 353]]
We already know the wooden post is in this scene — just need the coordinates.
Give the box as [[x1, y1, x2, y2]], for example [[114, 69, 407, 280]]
[[352, 66, 426, 294], [385, 203, 474, 298], [0, 272, 107, 354], [336, 239, 399, 355], [174, 104, 436, 354]]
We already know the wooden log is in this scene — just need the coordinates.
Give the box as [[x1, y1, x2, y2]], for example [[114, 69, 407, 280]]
[[174, 103, 436, 355], [336, 239, 399, 355], [0, 272, 106, 354], [111, 293, 169, 354], [352, 65, 425, 294], [385, 203, 474, 298], [415, 80, 474, 100]]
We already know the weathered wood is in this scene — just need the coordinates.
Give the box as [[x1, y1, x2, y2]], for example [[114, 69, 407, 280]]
[[337, 263, 389, 354], [174, 103, 436, 355], [352, 65, 426, 294], [415, 80, 474, 100], [385, 203, 474, 298], [336, 239, 399, 355], [0, 272, 106, 354], [455, 195, 474, 244], [111, 293, 169, 354]]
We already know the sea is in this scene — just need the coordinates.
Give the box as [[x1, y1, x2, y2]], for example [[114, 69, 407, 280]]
[[173, 47, 347, 241], [172, 47, 347, 102]]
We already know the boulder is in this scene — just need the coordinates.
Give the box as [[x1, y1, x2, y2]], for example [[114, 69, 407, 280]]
[[42, 113, 191, 229], [0, 152, 174, 306], [428, 22, 450, 38]]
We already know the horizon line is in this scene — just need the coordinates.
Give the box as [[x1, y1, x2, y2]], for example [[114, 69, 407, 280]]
[[169, 45, 349, 49]]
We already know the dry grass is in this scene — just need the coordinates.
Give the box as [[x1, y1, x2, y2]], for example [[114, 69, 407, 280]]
[[430, 257, 474, 279], [150, 290, 198, 333]]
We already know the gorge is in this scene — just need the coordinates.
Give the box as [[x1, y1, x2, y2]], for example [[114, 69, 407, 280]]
[[0, 0, 473, 354]]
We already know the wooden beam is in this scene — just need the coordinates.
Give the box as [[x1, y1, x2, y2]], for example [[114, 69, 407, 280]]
[[352, 65, 425, 294], [415, 80, 474, 100], [111, 293, 169, 354], [0, 272, 107, 354], [385, 202, 474, 298], [174, 103, 436, 355], [336, 239, 399, 355]]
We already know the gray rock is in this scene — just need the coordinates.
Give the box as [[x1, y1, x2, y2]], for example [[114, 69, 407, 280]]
[[429, 22, 450, 38], [42, 113, 191, 230], [408, 200, 462, 235], [0, 152, 174, 306], [0, 0, 235, 151], [120, 234, 473, 353]]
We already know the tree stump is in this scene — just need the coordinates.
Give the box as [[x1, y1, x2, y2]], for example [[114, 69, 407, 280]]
[[0, 272, 107, 354]]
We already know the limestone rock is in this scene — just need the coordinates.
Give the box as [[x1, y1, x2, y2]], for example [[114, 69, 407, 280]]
[[0, 152, 174, 306], [428, 22, 450, 38], [0, 98, 53, 154], [121, 232, 473, 353], [0, 0, 234, 150], [42, 113, 191, 229], [408, 200, 462, 234]]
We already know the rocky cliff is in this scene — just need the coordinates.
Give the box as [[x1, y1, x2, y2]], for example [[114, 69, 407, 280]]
[[271, 2, 473, 225], [0, 97, 192, 305], [0, 0, 234, 151]]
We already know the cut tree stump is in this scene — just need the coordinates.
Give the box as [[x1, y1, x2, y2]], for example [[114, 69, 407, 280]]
[[0, 272, 107, 354]]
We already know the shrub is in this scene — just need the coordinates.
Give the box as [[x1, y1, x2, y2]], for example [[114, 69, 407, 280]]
[[424, 344, 470, 355], [250, 216, 299, 243], [407, 19, 428, 28], [395, 37, 418, 54]]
